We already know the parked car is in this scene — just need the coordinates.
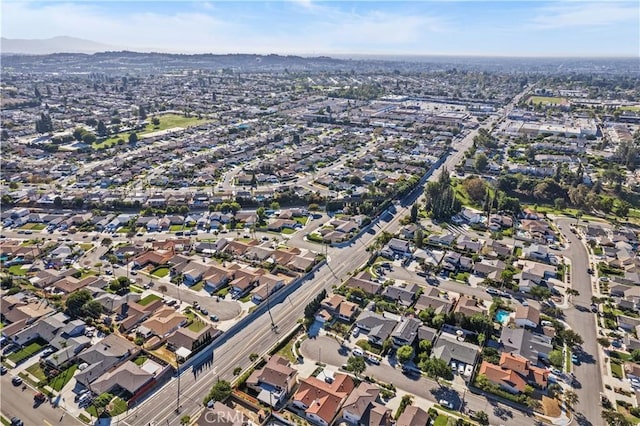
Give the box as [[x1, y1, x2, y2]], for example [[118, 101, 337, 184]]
[[10, 417, 23, 426], [11, 376, 23, 386], [0, 366, 7, 375], [352, 348, 364, 357], [366, 355, 381, 365], [439, 399, 455, 409], [209, 314, 219, 322], [34, 392, 46, 403], [571, 354, 581, 365]]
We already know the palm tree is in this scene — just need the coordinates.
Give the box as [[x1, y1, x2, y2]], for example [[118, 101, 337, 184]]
[[564, 389, 579, 412], [158, 284, 168, 299]]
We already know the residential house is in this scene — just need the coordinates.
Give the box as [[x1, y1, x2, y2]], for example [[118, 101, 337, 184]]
[[75, 334, 138, 387], [390, 318, 421, 347], [344, 276, 382, 297], [203, 264, 234, 293], [382, 283, 418, 307], [167, 325, 221, 357], [514, 305, 540, 329], [246, 355, 298, 407], [414, 289, 454, 315], [515, 260, 557, 285], [523, 244, 550, 263], [396, 406, 430, 426], [427, 233, 456, 247], [454, 295, 486, 317], [478, 352, 548, 394], [342, 382, 391, 426], [138, 307, 187, 338], [473, 259, 506, 280], [500, 327, 553, 366], [386, 238, 412, 256], [457, 235, 483, 253], [355, 312, 398, 346], [292, 374, 355, 426], [431, 333, 479, 370], [90, 361, 155, 396]]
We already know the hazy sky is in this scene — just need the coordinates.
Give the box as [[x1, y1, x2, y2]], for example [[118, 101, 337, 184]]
[[2, 1, 639, 57]]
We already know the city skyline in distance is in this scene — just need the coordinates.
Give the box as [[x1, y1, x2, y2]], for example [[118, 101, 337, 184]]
[[1, 1, 639, 58]]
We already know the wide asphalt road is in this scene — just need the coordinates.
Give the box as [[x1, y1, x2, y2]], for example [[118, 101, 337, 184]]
[[0, 373, 82, 426], [555, 217, 602, 425], [300, 336, 535, 426]]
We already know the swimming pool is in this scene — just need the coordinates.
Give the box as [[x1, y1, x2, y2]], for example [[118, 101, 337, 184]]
[[495, 309, 510, 324]]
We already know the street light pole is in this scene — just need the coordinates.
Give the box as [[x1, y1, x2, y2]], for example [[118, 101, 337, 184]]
[[175, 352, 181, 414], [266, 282, 275, 329]]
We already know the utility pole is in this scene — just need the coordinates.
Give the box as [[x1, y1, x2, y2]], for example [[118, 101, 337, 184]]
[[266, 282, 275, 329], [175, 353, 181, 413]]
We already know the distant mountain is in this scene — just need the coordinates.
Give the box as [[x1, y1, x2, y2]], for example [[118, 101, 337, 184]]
[[1, 36, 118, 55]]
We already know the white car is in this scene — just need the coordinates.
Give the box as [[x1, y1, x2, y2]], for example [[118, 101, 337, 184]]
[[439, 399, 455, 410], [352, 348, 364, 357]]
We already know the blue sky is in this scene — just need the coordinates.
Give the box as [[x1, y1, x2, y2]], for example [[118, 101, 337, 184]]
[[2, 1, 639, 56]]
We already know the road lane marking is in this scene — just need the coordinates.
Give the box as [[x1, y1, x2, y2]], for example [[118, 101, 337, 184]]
[[44, 420, 53, 426]]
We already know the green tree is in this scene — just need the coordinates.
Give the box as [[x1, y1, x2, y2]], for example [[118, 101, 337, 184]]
[[152, 117, 160, 126], [65, 289, 93, 319], [81, 300, 104, 319], [548, 350, 563, 368], [128, 132, 138, 144], [475, 410, 489, 425], [462, 177, 487, 204], [418, 339, 432, 356], [564, 389, 579, 412], [601, 409, 632, 426], [158, 284, 168, 299], [82, 132, 97, 144], [346, 356, 366, 377], [559, 329, 583, 347], [96, 120, 108, 137], [396, 345, 414, 364], [204, 380, 232, 405], [424, 168, 460, 220], [414, 229, 424, 249], [73, 127, 86, 141], [474, 152, 488, 172], [419, 357, 452, 382], [92, 393, 114, 417], [138, 105, 147, 119], [410, 203, 418, 223]]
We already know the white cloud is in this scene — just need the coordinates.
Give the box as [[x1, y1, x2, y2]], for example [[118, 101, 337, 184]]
[[0, 1, 451, 54], [528, 2, 639, 30]]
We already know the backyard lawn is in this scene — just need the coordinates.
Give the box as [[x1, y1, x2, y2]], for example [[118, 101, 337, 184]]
[[138, 294, 162, 306], [611, 361, 624, 379], [151, 267, 170, 278], [188, 319, 207, 332], [7, 340, 47, 364], [433, 415, 449, 426], [50, 364, 78, 391], [191, 280, 205, 291], [8, 265, 27, 276], [25, 363, 47, 381]]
